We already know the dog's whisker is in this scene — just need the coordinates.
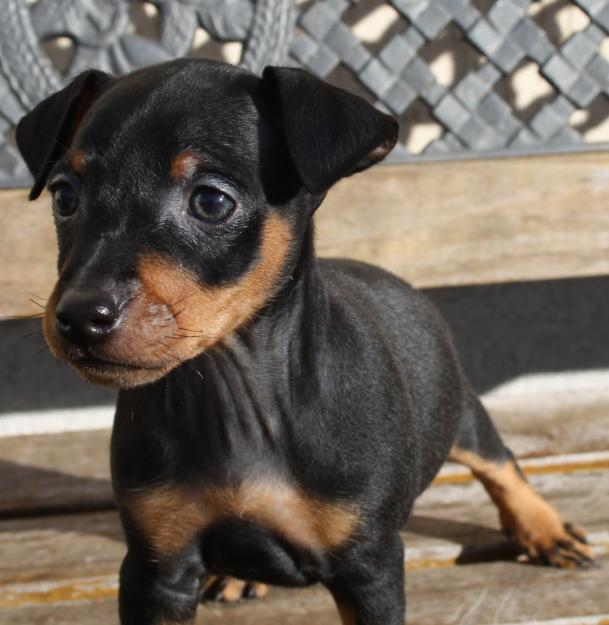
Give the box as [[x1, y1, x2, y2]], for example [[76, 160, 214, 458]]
[[169, 291, 199, 308], [159, 349, 177, 361], [1, 312, 45, 321], [169, 307, 186, 320], [19, 343, 51, 370], [24, 290, 48, 303], [165, 332, 206, 340], [186, 361, 205, 375], [158, 346, 181, 363], [176, 325, 204, 334], [27, 297, 47, 310]]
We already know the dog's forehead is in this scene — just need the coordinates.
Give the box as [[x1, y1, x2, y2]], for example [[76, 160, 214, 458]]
[[76, 61, 262, 164]]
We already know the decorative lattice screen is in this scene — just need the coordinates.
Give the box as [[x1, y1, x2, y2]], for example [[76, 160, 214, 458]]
[[1, 0, 609, 187], [291, 0, 609, 161]]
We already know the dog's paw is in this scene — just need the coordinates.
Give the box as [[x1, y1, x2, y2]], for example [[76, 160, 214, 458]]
[[532, 522, 596, 569], [492, 472, 597, 570], [201, 576, 269, 603], [501, 494, 596, 568]]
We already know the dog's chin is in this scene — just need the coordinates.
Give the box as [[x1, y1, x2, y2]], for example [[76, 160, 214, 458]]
[[67, 356, 174, 389]]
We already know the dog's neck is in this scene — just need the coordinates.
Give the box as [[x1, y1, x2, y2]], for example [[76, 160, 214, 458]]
[[154, 219, 329, 408], [204, 219, 330, 387], [114, 221, 332, 478]]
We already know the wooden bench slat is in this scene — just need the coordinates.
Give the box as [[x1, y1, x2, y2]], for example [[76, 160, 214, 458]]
[[0, 464, 607, 623], [2, 565, 608, 625], [1, 466, 606, 587], [0, 429, 112, 516], [3, 152, 609, 317], [2, 385, 609, 515], [319, 152, 609, 288]]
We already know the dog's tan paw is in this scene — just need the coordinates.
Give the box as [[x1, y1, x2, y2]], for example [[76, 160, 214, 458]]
[[534, 522, 595, 569], [201, 576, 269, 603], [500, 494, 596, 568]]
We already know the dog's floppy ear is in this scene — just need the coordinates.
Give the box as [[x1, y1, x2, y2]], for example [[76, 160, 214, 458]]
[[16, 69, 112, 200], [262, 66, 398, 194]]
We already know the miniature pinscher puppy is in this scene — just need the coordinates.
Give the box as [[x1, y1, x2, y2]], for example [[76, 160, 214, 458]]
[[17, 59, 594, 625]]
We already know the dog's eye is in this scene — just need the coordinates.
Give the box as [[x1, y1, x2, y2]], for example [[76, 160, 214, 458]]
[[51, 183, 79, 217], [189, 186, 235, 222]]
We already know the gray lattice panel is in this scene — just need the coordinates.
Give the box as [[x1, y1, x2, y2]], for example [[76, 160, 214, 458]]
[[1, 0, 609, 188], [0, 0, 296, 188], [291, 0, 609, 162]]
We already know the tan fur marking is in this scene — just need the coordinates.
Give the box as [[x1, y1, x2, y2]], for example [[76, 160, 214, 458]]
[[43, 279, 171, 388], [44, 213, 292, 388], [365, 138, 395, 165], [201, 576, 268, 602], [43, 282, 65, 361], [170, 152, 201, 182], [125, 488, 203, 556], [335, 601, 357, 625], [219, 579, 246, 602], [449, 447, 594, 564], [69, 149, 88, 173], [251, 582, 268, 598], [139, 213, 292, 360], [125, 479, 359, 557]]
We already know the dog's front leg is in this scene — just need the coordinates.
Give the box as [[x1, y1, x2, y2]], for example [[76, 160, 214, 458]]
[[327, 532, 406, 625], [118, 544, 204, 625]]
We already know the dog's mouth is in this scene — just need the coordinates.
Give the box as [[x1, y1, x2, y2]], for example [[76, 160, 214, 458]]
[[61, 346, 174, 388], [72, 353, 160, 372], [42, 286, 195, 388]]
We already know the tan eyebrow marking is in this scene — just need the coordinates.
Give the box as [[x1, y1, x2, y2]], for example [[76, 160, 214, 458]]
[[170, 151, 202, 182], [69, 149, 88, 173]]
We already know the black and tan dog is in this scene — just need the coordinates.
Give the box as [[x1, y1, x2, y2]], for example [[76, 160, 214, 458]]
[[17, 59, 593, 625]]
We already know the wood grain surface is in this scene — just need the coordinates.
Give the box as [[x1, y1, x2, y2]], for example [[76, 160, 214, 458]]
[[2, 152, 609, 624], [318, 153, 609, 288], [3, 386, 609, 515], [0, 466, 607, 624], [3, 152, 609, 317]]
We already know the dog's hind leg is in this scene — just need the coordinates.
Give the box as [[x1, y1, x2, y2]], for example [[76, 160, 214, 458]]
[[449, 392, 594, 568]]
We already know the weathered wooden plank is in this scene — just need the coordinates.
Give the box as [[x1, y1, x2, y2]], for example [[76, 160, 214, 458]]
[[0, 467, 607, 621], [483, 393, 609, 459], [3, 463, 607, 570], [0, 481, 606, 596], [2, 588, 609, 625], [0, 189, 57, 319], [3, 151, 609, 317], [318, 153, 609, 289], [0, 429, 112, 516], [0, 512, 123, 587], [3, 383, 609, 515]]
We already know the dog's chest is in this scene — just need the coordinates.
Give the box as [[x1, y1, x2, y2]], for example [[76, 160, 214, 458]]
[[123, 476, 358, 575]]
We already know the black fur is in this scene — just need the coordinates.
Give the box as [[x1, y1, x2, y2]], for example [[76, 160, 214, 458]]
[[16, 59, 572, 625]]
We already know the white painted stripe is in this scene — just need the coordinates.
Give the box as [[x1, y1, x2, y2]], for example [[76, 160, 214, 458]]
[[484, 615, 609, 625], [0, 406, 114, 437], [2, 368, 609, 437], [482, 368, 609, 400]]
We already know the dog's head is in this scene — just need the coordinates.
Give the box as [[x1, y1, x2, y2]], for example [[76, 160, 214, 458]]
[[16, 59, 397, 388]]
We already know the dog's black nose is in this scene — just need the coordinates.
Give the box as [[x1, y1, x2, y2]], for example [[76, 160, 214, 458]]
[[55, 291, 120, 345]]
